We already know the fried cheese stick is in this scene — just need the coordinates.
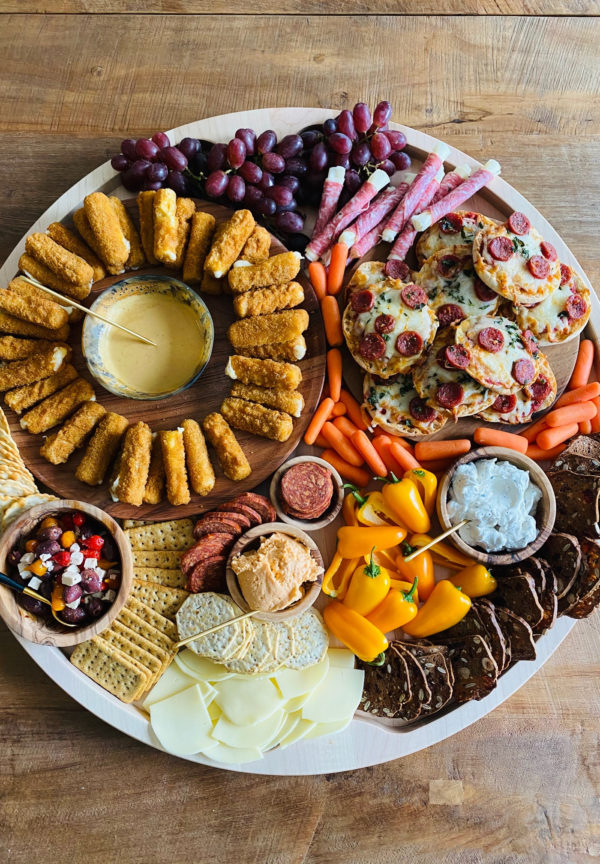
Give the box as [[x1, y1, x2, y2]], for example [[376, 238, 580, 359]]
[[25, 233, 94, 287], [4, 363, 78, 413], [204, 209, 255, 279], [18, 253, 91, 301], [235, 336, 307, 362], [229, 382, 304, 417], [239, 226, 271, 264], [72, 207, 123, 275], [202, 412, 251, 482], [108, 197, 146, 269], [233, 281, 304, 318], [0, 345, 68, 391], [221, 397, 293, 442], [7, 276, 74, 327], [0, 278, 69, 330], [76, 411, 129, 486], [137, 191, 158, 266], [227, 251, 301, 294], [46, 222, 106, 282], [84, 192, 130, 273], [225, 355, 302, 390], [153, 189, 179, 264], [200, 271, 225, 295], [0, 311, 69, 342], [182, 212, 216, 285], [182, 418, 215, 496], [159, 429, 190, 506], [143, 434, 165, 505], [0, 337, 53, 361], [228, 309, 308, 350], [111, 421, 153, 507], [20, 378, 95, 434], [40, 402, 106, 465], [170, 198, 195, 269]]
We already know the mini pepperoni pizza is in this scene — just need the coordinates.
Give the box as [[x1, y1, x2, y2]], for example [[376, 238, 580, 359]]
[[477, 352, 557, 424], [412, 331, 495, 420], [415, 244, 501, 327], [515, 264, 591, 345], [344, 260, 412, 303], [453, 315, 542, 395], [415, 210, 498, 266], [342, 278, 438, 378], [473, 212, 561, 305], [362, 373, 447, 438]]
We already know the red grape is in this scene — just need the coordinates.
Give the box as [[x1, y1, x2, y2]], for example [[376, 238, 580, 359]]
[[266, 185, 293, 206], [262, 152, 286, 174], [227, 138, 246, 169], [345, 169, 362, 193], [383, 130, 406, 150], [189, 151, 208, 174], [390, 151, 411, 171], [353, 103, 371, 134], [300, 129, 321, 149], [135, 138, 160, 161], [350, 141, 371, 167], [239, 161, 263, 184], [257, 130, 277, 154], [284, 157, 308, 177], [244, 186, 264, 208], [147, 162, 168, 183], [227, 175, 246, 203], [257, 171, 274, 191], [328, 133, 352, 155], [121, 139, 137, 160], [207, 143, 227, 172], [278, 175, 300, 193], [161, 147, 188, 172], [379, 159, 396, 176], [276, 134, 303, 159], [205, 170, 229, 197], [151, 132, 170, 148], [337, 110, 357, 141], [142, 180, 163, 191], [373, 100, 392, 127], [332, 153, 351, 169], [323, 118, 337, 136], [166, 171, 188, 195], [370, 132, 392, 160], [258, 197, 277, 217], [111, 154, 130, 172], [275, 211, 304, 232], [235, 128, 256, 156], [121, 166, 145, 192], [178, 137, 200, 159], [309, 141, 329, 173]]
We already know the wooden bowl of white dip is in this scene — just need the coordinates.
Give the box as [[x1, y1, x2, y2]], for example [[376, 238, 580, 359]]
[[437, 446, 556, 566]]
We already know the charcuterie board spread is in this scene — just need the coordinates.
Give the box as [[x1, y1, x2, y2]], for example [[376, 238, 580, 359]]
[[0, 103, 599, 772]]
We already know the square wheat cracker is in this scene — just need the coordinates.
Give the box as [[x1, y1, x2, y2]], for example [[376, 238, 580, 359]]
[[132, 549, 183, 569], [133, 566, 187, 590], [70, 637, 149, 703], [125, 519, 194, 551], [125, 596, 178, 641], [131, 579, 189, 621], [117, 605, 176, 652]]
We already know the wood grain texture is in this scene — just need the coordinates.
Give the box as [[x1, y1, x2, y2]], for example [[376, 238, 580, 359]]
[[1, 9, 600, 864]]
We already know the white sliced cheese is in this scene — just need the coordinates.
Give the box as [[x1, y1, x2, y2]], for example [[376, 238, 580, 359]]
[[212, 709, 285, 750], [273, 656, 329, 700], [142, 663, 196, 709], [303, 716, 353, 740], [272, 712, 300, 747], [278, 717, 316, 750], [203, 742, 264, 765], [175, 650, 235, 682], [283, 693, 312, 713], [214, 677, 283, 726], [301, 668, 365, 724], [327, 649, 356, 669], [150, 684, 213, 756]]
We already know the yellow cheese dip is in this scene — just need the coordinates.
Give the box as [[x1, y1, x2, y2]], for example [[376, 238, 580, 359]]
[[100, 291, 205, 395]]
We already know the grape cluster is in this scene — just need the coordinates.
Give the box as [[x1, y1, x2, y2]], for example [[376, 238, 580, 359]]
[[110, 132, 207, 195]]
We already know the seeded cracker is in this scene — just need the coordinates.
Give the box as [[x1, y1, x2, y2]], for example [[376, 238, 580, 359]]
[[125, 519, 194, 551], [133, 566, 187, 590], [125, 596, 179, 641], [286, 609, 328, 669], [70, 637, 149, 703], [225, 620, 273, 674]]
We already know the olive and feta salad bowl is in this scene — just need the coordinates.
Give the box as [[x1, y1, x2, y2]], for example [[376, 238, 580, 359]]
[[0, 500, 133, 648], [437, 446, 556, 567]]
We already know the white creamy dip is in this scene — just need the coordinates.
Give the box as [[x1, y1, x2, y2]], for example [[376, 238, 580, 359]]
[[447, 458, 542, 552]]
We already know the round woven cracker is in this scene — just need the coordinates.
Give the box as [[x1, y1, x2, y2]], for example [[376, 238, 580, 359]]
[[176, 593, 242, 660], [286, 609, 328, 670]]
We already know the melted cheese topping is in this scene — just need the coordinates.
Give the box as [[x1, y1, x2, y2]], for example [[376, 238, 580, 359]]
[[477, 351, 557, 424], [416, 211, 498, 265], [416, 244, 500, 322], [347, 261, 386, 289], [362, 372, 447, 437], [515, 269, 590, 345], [454, 315, 533, 394]]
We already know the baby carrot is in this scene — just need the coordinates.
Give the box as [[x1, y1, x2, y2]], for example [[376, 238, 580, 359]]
[[333, 415, 360, 439], [414, 439, 471, 462], [591, 397, 600, 433], [385, 433, 414, 452], [314, 433, 329, 449], [580, 420, 593, 434], [554, 381, 600, 409], [308, 261, 327, 302], [331, 402, 346, 417], [526, 443, 567, 461], [321, 421, 364, 467], [389, 440, 421, 471], [568, 339, 594, 390], [372, 436, 406, 476], [536, 422, 580, 450], [326, 348, 343, 402], [473, 427, 528, 454], [351, 429, 388, 477], [521, 416, 548, 443], [304, 397, 335, 445], [339, 388, 368, 430], [320, 449, 371, 487], [321, 296, 343, 346], [545, 401, 597, 428], [327, 242, 349, 296]]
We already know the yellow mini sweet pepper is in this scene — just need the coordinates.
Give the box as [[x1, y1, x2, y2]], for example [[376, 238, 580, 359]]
[[380, 475, 430, 534], [403, 468, 437, 515], [322, 554, 361, 599], [449, 564, 497, 597], [342, 492, 360, 526], [336, 525, 406, 559], [344, 484, 399, 527], [395, 541, 435, 600], [408, 533, 475, 568], [366, 578, 418, 633], [402, 580, 472, 638], [363, 547, 399, 572], [323, 601, 389, 662], [343, 550, 392, 616]]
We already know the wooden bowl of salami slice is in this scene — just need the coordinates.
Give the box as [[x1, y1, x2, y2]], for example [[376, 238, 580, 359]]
[[269, 456, 344, 531], [437, 447, 556, 566]]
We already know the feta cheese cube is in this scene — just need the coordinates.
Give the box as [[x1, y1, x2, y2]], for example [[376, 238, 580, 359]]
[[65, 597, 81, 609], [21, 553, 34, 565], [39, 553, 51, 562], [61, 572, 82, 586], [84, 557, 97, 569], [70, 543, 80, 553], [105, 589, 116, 602], [71, 551, 84, 566], [27, 576, 42, 590]]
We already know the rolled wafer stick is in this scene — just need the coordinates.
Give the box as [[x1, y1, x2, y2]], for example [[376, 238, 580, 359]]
[[381, 142, 450, 242], [388, 168, 444, 261], [339, 176, 414, 249], [431, 164, 472, 204], [305, 169, 390, 261], [411, 159, 502, 232], [312, 166, 346, 239]]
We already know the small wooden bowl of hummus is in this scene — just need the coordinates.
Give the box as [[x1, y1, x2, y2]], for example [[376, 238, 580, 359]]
[[226, 522, 324, 622]]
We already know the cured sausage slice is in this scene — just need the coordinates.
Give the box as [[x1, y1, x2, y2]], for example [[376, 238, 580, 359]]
[[437, 254, 462, 278], [279, 462, 334, 520], [384, 259, 410, 281], [488, 236, 513, 261], [436, 382, 464, 409], [233, 492, 276, 523], [527, 255, 550, 279], [512, 358, 535, 385], [193, 519, 242, 539], [351, 289, 375, 313], [566, 293, 587, 320], [409, 397, 436, 423], [374, 313, 395, 334], [529, 376, 552, 402], [492, 394, 518, 413], [474, 277, 497, 302], [477, 327, 505, 353], [360, 332, 386, 360], [560, 264, 572, 286], [439, 213, 463, 234], [395, 331, 423, 356], [187, 556, 227, 593], [521, 329, 538, 356], [445, 344, 471, 369], [540, 241, 557, 261], [401, 284, 428, 309], [507, 212, 531, 235], [216, 502, 262, 526], [436, 303, 466, 328]]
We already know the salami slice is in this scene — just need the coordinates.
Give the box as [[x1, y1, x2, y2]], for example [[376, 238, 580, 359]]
[[527, 255, 550, 279], [193, 519, 242, 540], [436, 254, 462, 278], [512, 358, 535, 385], [444, 344, 470, 369], [409, 397, 436, 423], [181, 534, 236, 575], [195, 510, 252, 536], [439, 213, 463, 234], [395, 331, 423, 357], [521, 328, 538, 355], [436, 382, 464, 409], [384, 259, 410, 281], [560, 263, 572, 285], [507, 211, 530, 235], [529, 376, 552, 402], [436, 346, 452, 369], [186, 556, 227, 593], [360, 332, 386, 360], [232, 492, 276, 523], [436, 303, 466, 328], [477, 326, 504, 352], [401, 284, 428, 309], [216, 501, 262, 526], [279, 462, 334, 519], [566, 293, 587, 320], [351, 289, 374, 313], [540, 240, 557, 261], [474, 277, 497, 302], [374, 313, 395, 334], [488, 236, 513, 261], [492, 394, 517, 413]]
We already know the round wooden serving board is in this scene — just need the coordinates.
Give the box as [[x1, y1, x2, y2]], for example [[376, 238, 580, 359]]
[[6, 200, 326, 520]]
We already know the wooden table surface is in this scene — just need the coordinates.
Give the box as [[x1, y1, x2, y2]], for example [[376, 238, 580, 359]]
[[1, 7, 600, 864]]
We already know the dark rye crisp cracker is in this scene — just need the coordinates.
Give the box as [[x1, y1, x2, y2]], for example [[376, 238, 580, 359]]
[[548, 471, 600, 538], [357, 648, 414, 720], [563, 537, 600, 619], [528, 558, 558, 635], [491, 572, 544, 629], [494, 607, 537, 661], [540, 533, 581, 601], [433, 607, 487, 643], [447, 635, 498, 703], [392, 642, 432, 719], [402, 642, 454, 716], [473, 600, 510, 672]]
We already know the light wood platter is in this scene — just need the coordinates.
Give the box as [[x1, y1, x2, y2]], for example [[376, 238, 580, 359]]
[[3, 107, 596, 776], [5, 200, 326, 520]]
